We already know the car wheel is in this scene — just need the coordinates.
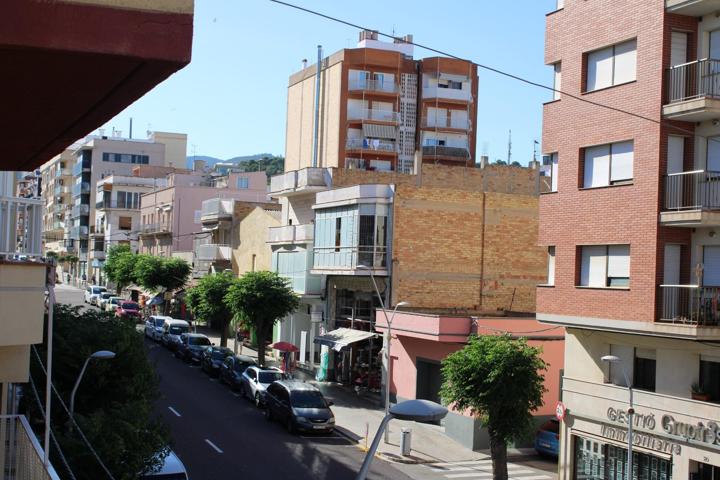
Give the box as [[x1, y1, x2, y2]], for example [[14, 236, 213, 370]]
[[254, 392, 262, 408], [264, 406, 272, 422], [286, 417, 295, 434]]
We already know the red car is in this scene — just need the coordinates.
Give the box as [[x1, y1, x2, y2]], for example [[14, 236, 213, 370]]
[[116, 301, 141, 320]]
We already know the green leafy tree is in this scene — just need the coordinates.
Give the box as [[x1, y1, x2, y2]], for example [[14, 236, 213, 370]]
[[103, 244, 137, 295], [224, 271, 299, 366], [440, 334, 547, 480], [27, 305, 169, 480], [186, 271, 237, 347], [133, 255, 190, 313]]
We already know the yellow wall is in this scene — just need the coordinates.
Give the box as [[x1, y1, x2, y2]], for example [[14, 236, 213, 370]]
[[232, 207, 280, 275]]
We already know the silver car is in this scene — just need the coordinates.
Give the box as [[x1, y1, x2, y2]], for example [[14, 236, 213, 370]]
[[144, 315, 172, 341], [241, 366, 286, 407]]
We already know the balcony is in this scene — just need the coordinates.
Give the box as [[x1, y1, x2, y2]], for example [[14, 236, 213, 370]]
[[53, 184, 70, 196], [0, 415, 61, 480], [422, 86, 472, 103], [347, 108, 399, 123], [195, 244, 232, 262], [201, 198, 234, 222], [659, 285, 720, 326], [660, 170, 720, 226], [267, 223, 314, 245], [665, 0, 720, 16], [269, 167, 329, 197], [69, 225, 88, 239], [71, 182, 90, 197], [71, 204, 89, 217], [0, 196, 43, 258], [421, 116, 471, 131], [348, 79, 397, 94], [0, 262, 46, 349], [89, 225, 105, 236], [91, 249, 106, 261], [345, 138, 397, 153], [421, 145, 471, 159], [71, 160, 90, 176], [313, 245, 388, 274], [664, 59, 720, 121], [139, 222, 171, 235]]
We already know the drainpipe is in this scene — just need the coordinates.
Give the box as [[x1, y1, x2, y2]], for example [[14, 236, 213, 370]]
[[312, 45, 323, 168]]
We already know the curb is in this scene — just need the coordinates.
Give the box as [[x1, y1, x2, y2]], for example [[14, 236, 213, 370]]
[[333, 426, 429, 465]]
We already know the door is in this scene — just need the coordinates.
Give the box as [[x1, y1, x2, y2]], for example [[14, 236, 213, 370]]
[[416, 359, 442, 405], [707, 137, 720, 207], [667, 136, 685, 209], [708, 30, 720, 96], [669, 32, 688, 102]]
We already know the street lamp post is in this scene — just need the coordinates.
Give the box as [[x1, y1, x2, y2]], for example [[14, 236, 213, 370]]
[[69, 350, 116, 427], [355, 399, 448, 480], [601, 355, 634, 480]]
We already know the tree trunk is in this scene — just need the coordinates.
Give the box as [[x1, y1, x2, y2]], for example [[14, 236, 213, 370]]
[[219, 320, 228, 348], [489, 431, 508, 480], [257, 329, 266, 367]]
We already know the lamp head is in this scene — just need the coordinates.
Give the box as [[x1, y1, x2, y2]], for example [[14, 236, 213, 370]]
[[396, 301, 409, 307], [601, 355, 620, 363], [91, 350, 116, 360], [390, 399, 448, 423]]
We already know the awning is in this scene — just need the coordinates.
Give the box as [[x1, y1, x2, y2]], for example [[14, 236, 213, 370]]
[[313, 328, 378, 352], [362, 124, 396, 139]]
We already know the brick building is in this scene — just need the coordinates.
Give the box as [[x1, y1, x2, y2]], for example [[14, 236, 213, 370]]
[[540, 1, 720, 479]]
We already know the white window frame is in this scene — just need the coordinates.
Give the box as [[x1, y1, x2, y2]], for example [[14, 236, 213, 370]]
[[547, 246, 556, 286], [579, 244, 630, 288], [542, 153, 559, 192], [583, 140, 634, 188], [553, 62, 561, 101], [586, 39, 637, 92]]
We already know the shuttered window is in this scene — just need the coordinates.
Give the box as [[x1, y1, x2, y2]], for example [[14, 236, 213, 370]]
[[703, 246, 720, 286], [583, 141, 633, 188], [579, 245, 630, 288], [586, 39, 636, 92]]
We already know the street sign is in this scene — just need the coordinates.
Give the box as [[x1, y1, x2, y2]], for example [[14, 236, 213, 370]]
[[555, 401, 566, 421]]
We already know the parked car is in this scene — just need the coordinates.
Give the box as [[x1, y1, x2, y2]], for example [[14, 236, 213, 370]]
[[140, 449, 188, 479], [144, 315, 173, 341], [161, 319, 190, 350], [241, 366, 286, 407], [175, 333, 212, 363], [97, 293, 113, 309], [534, 419, 560, 457], [264, 380, 335, 434], [200, 346, 234, 376], [84, 285, 107, 305], [115, 301, 141, 320], [105, 296, 122, 312], [219, 355, 257, 390]]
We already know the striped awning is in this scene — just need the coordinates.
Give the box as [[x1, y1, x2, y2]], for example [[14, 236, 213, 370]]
[[362, 124, 396, 139]]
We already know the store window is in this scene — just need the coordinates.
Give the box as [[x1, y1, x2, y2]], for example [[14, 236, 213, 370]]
[[691, 460, 720, 480], [574, 436, 672, 480]]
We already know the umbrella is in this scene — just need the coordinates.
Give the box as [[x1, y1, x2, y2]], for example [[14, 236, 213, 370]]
[[270, 341, 299, 352], [148, 295, 164, 306]]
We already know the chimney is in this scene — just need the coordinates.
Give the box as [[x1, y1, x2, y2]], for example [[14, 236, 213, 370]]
[[193, 159, 206, 172], [301, 58, 308, 69], [480, 155, 489, 169], [359, 30, 378, 42]]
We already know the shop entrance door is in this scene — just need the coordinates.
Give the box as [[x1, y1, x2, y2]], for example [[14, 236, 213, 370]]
[[416, 358, 442, 404]]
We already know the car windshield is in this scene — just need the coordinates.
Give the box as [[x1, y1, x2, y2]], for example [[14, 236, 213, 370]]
[[101, 293, 112, 299], [121, 302, 139, 310], [169, 326, 188, 335], [189, 337, 210, 346], [290, 391, 327, 409], [234, 361, 253, 372], [154, 318, 165, 327], [92, 287, 103, 294], [258, 372, 284, 384], [211, 349, 231, 360]]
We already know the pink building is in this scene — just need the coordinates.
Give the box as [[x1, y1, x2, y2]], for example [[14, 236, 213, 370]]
[[139, 171, 269, 258]]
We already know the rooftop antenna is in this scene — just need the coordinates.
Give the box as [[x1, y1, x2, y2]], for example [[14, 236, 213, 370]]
[[533, 140, 539, 162], [129, 117, 133, 139], [507, 130, 512, 164]]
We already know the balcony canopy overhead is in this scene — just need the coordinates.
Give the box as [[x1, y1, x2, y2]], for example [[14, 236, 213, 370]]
[[0, 0, 193, 172]]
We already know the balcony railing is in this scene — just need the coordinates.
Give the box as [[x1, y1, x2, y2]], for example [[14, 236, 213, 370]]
[[268, 224, 314, 244], [71, 204, 89, 217], [348, 79, 397, 93], [71, 182, 90, 197], [69, 225, 88, 239], [422, 86, 472, 102], [0, 196, 43, 258], [269, 168, 329, 196], [346, 138, 397, 152], [347, 109, 399, 123], [0, 415, 61, 480], [71, 160, 90, 177], [664, 170, 720, 210], [140, 222, 171, 235], [53, 185, 70, 196], [201, 198, 234, 220], [313, 245, 388, 271], [666, 58, 720, 104], [421, 145, 471, 158], [659, 285, 720, 326], [195, 244, 232, 261], [422, 116, 471, 130], [91, 250, 106, 260]]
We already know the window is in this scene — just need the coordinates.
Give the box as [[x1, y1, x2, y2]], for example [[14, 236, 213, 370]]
[[583, 141, 633, 188], [552, 63, 562, 100], [586, 39, 637, 91], [541, 153, 559, 192], [579, 245, 630, 288], [547, 247, 556, 285], [119, 216, 132, 231], [700, 357, 720, 402], [237, 177, 249, 189], [703, 246, 720, 286], [633, 348, 656, 392], [573, 435, 672, 480], [252, 254, 257, 272], [691, 461, 720, 480], [334, 218, 342, 252], [101, 152, 149, 164]]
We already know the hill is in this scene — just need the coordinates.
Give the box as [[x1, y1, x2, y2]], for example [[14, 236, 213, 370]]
[[185, 153, 275, 169]]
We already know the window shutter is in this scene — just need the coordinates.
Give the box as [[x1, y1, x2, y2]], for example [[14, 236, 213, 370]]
[[704, 246, 720, 286], [450, 109, 468, 129], [584, 145, 610, 187], [581, 245, 607, 287], [667, 136, 684, 175], [610, 141, 633, 182], [613, 40, 637, 85], [607, 245, 630, 278], [587, 47, 613, 91]]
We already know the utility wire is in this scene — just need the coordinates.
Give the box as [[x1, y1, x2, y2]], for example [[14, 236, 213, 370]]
[[31, 345, 117, 480]]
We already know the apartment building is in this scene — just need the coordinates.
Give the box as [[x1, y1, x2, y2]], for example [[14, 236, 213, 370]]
[[285, 30, 478, 174], [541, 1, 720, 480], [39, 150, 74, 255]]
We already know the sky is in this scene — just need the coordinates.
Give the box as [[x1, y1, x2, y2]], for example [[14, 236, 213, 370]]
[[101, 0, 555, 165]]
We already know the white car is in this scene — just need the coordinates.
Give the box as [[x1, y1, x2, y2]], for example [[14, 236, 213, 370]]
[[105, 297, 122, 312], [241, 366, 286, 407], [97, 293, 114, 309], [161, 319, 190, 350], [144, 315, 173, 341], [84, 285, 107, 305]]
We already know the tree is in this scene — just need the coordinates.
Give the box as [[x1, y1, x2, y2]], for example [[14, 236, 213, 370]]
[[133, 255, 191, 314], [440, 334, 547, 480], [186, 271, 236, 347], [103, 244, 137, 295], [26, 305, 169, 479], [224, 271, 299, 366], [493, 159, 507, 165]]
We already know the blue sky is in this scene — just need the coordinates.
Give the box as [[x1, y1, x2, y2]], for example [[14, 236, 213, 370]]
[[102, 0, 554, 164]]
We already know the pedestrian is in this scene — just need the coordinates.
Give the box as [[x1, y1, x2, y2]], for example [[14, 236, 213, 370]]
[[91, 275, 96, 285], [81, 273, 86, 286]]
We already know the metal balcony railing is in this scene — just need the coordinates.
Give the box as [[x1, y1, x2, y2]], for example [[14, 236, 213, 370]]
[[313, 245, 388, 270], [346, 138, 397, 152], [347, 109, 399, 122], [659, 285, 720, 326], [0, 415, 61, 480], [666, 58, 720, 104], [195, 243, 232, 261], [0, 196, 43, 258], [69, 225, 88, 239], [348, 79, 397, 93], [421, 145, 471, 158], [71, 182, 90, 197], [664, 170, 720, 210], [140, 223, 171, 234], [71, 204, 89, 217]]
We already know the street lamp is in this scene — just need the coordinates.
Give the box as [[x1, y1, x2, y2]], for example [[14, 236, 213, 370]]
[[601, 355, 633, 480], [70, 350, 116, 423], [355, 399, 448, 480]]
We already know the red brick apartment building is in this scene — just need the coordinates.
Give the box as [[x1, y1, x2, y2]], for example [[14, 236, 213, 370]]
[[540, 1, 720, 479]]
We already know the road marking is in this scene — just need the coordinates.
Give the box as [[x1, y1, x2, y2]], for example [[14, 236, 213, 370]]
[[167, 406, 181, 417], [436, 466, 531, 473], [430, 460, 492, 468], [445, 469, 534, 478], [204, 439, 223, 454], [510, 476, 550, 480]]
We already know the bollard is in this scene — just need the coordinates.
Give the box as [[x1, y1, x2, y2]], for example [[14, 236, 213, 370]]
[[400, 428, 412, 456]]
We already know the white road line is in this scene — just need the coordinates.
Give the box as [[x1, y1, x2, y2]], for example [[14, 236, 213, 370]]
[[167, 406, 181, 417], [510, 476, 550, 480], [204, 439, 223, 454], [431, 465, 527, 473], [430, 460, 492, 468], [445, 470, 535, 478]]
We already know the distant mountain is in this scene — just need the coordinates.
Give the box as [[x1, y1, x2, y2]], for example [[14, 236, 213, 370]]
[[185, 153, 275, 169]]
